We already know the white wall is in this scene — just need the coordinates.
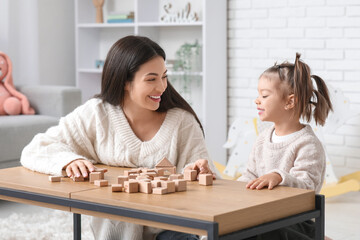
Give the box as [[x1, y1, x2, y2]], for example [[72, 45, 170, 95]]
[[0, 0, 75, 86], [228, 0, 360, 177], [0, 0, 9, 51], [38, 0, 75, 85], [7, 0, 39, 85]]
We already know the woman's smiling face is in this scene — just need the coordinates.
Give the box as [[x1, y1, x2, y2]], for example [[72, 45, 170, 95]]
[[124, 56, 168, 111]]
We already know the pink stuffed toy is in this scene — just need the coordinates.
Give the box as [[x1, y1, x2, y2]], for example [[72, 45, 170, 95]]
[[0, 51, 35, 115]]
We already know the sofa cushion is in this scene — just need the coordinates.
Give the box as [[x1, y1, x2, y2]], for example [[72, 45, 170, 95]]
[[0, 115, 59, 163]]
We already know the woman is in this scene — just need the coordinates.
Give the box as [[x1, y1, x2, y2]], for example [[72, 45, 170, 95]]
[[21, 35, 215, 240]]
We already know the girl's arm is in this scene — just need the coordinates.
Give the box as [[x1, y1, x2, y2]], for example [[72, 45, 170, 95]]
[[20, 101, 100, 176]]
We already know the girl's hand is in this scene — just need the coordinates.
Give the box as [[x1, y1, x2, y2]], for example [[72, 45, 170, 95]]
[[65, 159, 95, 178], [246, 172, 282, 190], [184, 159, 216, 180]]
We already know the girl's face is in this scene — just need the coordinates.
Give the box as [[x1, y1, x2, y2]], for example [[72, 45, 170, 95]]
[[124, 56, 168, 111], [255, 76, 291, 123]]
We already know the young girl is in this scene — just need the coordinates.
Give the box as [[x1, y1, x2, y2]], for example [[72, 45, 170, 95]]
[[21, 35, 215, 240], [238, 53, 333, 240]]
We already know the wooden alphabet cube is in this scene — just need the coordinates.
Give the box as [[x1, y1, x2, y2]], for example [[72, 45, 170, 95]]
[[123, 170, 138, 177], [94, 168, 107, 179], [139, 181, 152, 194], [94, 179, 108, 187], [151, 180, 162, 188], [124, 181, 139, 193], [162, 167, 176, 176], [136, 175, 150, 181], [128, 174, 139, 180], [174, 179, 187, 192], [160, 181, 175, 193], [117, 176, 129, 185], [152, 187, 167, 195], [141, 172, 156, 180], [49, 176, 61, 182], [144, 169, 157, 174], [71, 175, 85, 182], [90, 172, 102, 183], [140, 179, 151, 182], [155, 168, 165, 176], [131, 168, 142, 173], [169, 174, 183, 181], [199, 174, 213, 186], [184, 170, 197, 181], [111, 184, 123, 192], [154, 176, 168, 181]]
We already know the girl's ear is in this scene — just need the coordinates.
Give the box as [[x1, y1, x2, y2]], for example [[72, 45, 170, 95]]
[[285, 94, 295, 110]]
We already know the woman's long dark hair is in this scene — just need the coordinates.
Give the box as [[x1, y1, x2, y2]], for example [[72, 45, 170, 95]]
[[96, 35, 203, 133]]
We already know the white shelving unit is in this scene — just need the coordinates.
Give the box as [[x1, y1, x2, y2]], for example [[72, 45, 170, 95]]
[[75, 0, 227, 165]]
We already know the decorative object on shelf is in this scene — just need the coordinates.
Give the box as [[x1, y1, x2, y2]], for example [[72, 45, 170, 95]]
[[173, 40, 202, 72], [92, 0, 105, 23], [172, 40, 202, 105], [160, 2, 199, 23], [107, 12, 134, 24], [95, 60, 105, 69]]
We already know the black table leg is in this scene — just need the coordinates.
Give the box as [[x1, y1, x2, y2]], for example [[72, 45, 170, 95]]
[[74, 213, 81, 240], [207, 222, 219, 240], [315, 194, 325, 240]]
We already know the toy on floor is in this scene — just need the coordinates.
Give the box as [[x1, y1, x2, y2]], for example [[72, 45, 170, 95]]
[[49, 158, 214, 195], [0, 51, 35, 115]]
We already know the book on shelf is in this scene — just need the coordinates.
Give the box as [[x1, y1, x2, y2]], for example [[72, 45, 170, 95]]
[[107, 11, 134, 24], [107, 19, 134, 23]]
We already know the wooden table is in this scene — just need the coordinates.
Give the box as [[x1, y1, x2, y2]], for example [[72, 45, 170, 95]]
[[0, 166, 324, 240]]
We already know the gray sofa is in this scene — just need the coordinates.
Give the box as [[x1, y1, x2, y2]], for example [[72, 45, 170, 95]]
[[0, 85, 82, 168]]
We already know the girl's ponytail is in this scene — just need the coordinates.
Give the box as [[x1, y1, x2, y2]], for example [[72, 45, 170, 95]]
[[293, 53, 313, 124], [311, 75, 333, 126]]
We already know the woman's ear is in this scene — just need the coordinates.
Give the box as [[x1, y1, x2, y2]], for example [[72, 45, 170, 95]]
[[285, 94, 295, 110], [124, 81, 131, 92]]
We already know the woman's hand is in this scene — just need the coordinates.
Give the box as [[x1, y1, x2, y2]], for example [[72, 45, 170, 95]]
[[184, 159, 216, 180], [246, 172, 282, 190], [65, 159, 95, 178]]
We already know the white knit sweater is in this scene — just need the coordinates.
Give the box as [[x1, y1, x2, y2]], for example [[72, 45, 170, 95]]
[[238, 125, 326, 194], [21, 98, 214, 240], [21, 98, 213, 176]]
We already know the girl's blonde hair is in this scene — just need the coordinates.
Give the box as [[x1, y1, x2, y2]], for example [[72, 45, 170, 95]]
[[261, 53, 333, 126]]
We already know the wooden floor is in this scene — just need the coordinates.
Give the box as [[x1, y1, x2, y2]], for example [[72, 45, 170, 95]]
[[0, 191, 359, 239]]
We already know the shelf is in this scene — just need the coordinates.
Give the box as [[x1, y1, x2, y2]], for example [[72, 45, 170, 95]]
[[77, 22, 202, 28], [167, 71, 203, 76], [77, 69, 203, 76], [77, 23, 135, 28], [78, 68, 102, 73], [137, 22, 203, 27], [75, 0, 227, 165]]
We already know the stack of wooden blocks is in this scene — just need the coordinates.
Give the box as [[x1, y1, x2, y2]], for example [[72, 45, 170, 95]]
[[49, 158, 214, 195]]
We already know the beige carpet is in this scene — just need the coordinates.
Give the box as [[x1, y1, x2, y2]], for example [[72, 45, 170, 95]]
[[0, 209, 94, 240]]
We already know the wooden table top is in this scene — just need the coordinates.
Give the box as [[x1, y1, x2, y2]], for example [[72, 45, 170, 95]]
[[0, 165, 315, 235], [72, 165, 315, 235], [0, 166, 96, 211]]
